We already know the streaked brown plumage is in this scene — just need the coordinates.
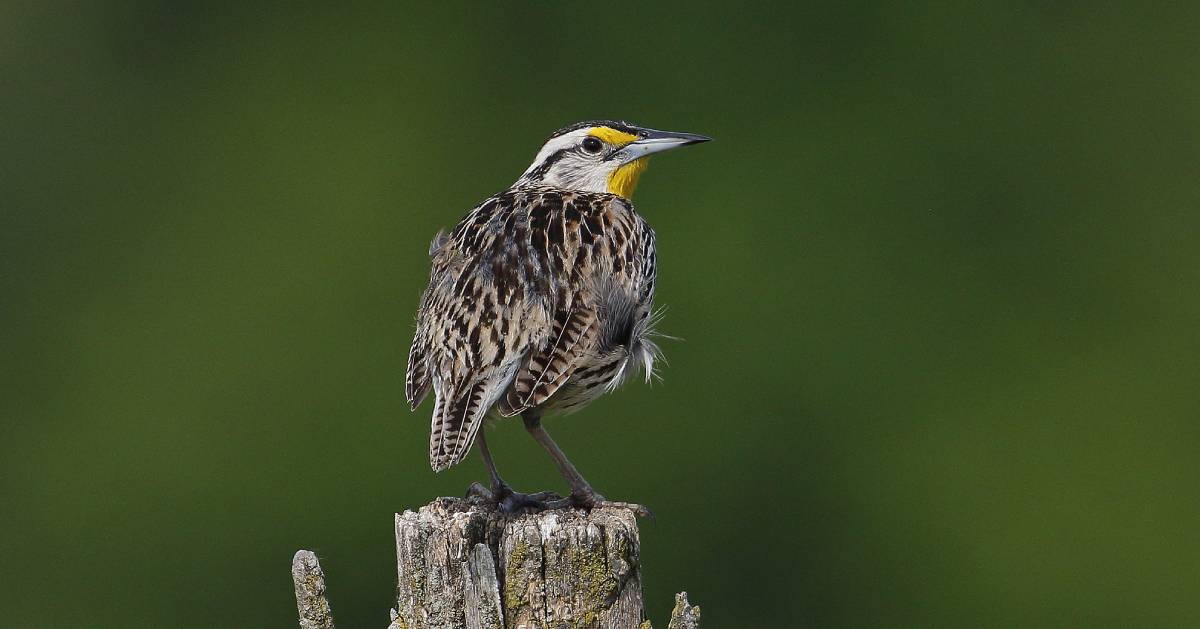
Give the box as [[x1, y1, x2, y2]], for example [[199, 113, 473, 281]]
[[405, 120, 709, 510]]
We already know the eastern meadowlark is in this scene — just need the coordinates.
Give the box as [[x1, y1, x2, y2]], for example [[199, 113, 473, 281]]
[[405, 120, 710, 513]]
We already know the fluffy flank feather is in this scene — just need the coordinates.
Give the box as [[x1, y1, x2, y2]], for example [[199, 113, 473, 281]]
[[638, 306, 674, 382]]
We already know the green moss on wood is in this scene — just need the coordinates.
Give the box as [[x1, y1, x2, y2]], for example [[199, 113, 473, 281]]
[[503, 538, 530, 614]]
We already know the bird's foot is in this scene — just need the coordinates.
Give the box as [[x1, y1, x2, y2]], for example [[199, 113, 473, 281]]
[[500, 489, 564, 514], [466, 481, 563, 514], [467, 483, 652, 518], [568, 489, 655, 520]]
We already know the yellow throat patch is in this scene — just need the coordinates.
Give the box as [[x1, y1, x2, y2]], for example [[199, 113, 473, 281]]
[[590, 126, 649, 199], [608, 157, 648, 199]]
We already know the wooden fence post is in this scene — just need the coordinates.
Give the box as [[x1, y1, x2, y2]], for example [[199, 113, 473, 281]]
[[292, 497, 700, 628]]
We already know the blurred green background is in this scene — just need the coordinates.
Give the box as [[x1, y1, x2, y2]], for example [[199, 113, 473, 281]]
[[3, 2, 1198, 627]]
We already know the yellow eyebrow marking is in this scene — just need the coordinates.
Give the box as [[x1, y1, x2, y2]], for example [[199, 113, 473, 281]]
[[589, 126, 639, 147]]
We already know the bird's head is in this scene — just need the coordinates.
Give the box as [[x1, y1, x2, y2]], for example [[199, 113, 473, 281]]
[[515, 120, 711, 199]]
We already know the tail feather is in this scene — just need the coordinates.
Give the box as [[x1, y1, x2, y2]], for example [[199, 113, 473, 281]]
[[427, 381, 452, 470], [429, 380, 483, 472]]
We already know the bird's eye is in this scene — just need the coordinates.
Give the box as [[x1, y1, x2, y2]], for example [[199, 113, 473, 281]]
[[582, 137, 603, 154]]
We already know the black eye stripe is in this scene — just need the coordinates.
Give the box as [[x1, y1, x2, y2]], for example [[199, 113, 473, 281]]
[[524, 148, 571, 179]]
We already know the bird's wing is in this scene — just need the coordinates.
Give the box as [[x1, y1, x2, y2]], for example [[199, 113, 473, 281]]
[[410, 192, 546, 471], [496, 190, 657, 417], [409, 189, 655, 471], [495, 300, 598, 416], [404, 231, 448, 411], [404, 340, 430, 410]]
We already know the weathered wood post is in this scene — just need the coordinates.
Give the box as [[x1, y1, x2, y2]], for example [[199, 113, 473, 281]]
[[291, 497, 700, 628]]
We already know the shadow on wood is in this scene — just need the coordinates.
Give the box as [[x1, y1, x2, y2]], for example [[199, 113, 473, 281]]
[[291, 497, 699, 628]]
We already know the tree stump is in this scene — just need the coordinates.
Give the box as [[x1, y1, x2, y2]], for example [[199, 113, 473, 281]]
[[291, 497, 699, 628]]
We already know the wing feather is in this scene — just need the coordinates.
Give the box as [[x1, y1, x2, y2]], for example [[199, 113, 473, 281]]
[[405, 338, 430, 411], [497, 302, 597, 416]]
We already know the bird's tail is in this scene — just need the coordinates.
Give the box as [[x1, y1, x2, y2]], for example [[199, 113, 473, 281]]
[[428, 380, 489, 472]]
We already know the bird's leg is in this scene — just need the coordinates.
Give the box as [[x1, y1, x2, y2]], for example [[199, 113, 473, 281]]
[[476, 428, 506, 494], [466, 429, 560, 513], [521, 411, 653, 518], [521, 412, 599, 501]]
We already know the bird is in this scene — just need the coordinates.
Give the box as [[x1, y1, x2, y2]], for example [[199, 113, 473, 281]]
[[405, 120, 710, 514]]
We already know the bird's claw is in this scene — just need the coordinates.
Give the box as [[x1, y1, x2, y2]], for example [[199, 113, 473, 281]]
[[499, 490, 563, 513], [570, 490, 656, 520], [466, 481, 563, 514], [467, 483, 652, 519]]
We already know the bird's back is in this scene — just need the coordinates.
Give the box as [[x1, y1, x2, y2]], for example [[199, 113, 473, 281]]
[[406, 186, 659, 471]]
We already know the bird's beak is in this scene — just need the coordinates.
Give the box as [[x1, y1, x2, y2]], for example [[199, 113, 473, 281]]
[[612, 128, 712, 164]]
